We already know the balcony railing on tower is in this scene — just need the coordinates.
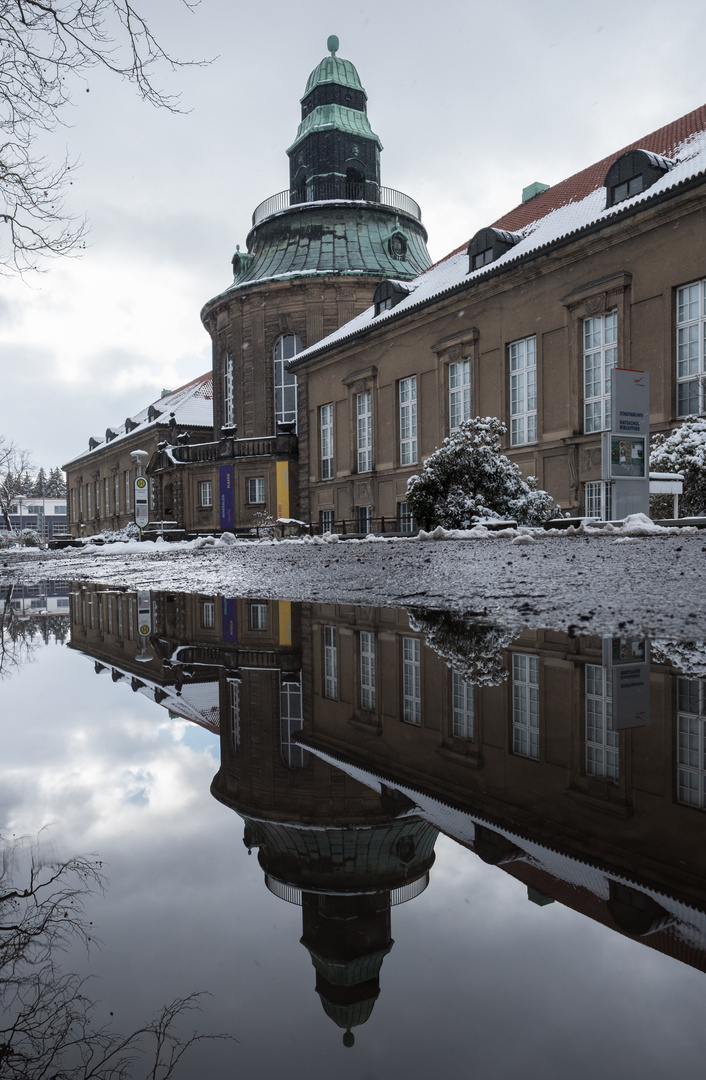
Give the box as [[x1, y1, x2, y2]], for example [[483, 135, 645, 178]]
[[252, 185, 422, 226]]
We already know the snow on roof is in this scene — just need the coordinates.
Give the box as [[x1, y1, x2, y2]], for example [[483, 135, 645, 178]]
[[95, 656, 220, 733], [291, 105, 706, 368], [65, 372, 213, 466]]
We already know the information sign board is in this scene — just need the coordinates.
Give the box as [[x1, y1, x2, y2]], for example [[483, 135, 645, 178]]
[[610, 435, 646, 478], [611, 369, 650, 435], [134, 476, 149, 528], [137, 589, 151, 638]]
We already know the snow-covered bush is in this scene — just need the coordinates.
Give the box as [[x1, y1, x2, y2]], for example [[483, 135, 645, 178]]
[[406, 417, 558, 529], [407, 608, 514, 686], [650, 416, 706, 517], [19, 528, 42, 547]]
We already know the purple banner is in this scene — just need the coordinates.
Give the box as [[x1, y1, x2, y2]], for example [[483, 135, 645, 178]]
[[219, 465, 234, 530], [222, 598, 237, 643]]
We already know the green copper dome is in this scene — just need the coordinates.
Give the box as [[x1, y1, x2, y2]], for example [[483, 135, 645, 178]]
[[288, 103, 382, 156], [303, 40, 366, 99]]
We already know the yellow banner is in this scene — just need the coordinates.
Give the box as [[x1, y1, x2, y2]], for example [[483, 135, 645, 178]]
[[276, 461, 289, 520]]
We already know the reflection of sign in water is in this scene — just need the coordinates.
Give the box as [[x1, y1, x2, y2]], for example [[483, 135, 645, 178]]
[[222, 598, 237, 643], [611, 435, 645, 477], [219, 466, 234, 530], [604, 637, 651, 729], [612, 638, 646, 664], [134, 476, 149, 528], [137, 590, 151, 638]]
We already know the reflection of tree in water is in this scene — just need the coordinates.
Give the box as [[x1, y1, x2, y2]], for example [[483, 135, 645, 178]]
[[408, 608, 514, 686], [652, 640, 706, 679], [1, 588, 70, 680], [0, 832, 232, 1076]]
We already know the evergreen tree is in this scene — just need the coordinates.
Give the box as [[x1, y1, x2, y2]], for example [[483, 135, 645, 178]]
[[33, 467, 48, 496], [46, 467, 66, 496]]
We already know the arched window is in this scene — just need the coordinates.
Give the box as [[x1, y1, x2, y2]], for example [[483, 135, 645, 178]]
[[346, 167, 364, 199], [274, 334, 302, 430]]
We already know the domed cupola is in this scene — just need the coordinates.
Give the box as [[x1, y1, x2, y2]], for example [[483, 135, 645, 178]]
[[288, 35, 382, 204]]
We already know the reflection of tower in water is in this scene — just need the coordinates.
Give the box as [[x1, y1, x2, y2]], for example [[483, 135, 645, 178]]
[[211, 635, 437, 1045]]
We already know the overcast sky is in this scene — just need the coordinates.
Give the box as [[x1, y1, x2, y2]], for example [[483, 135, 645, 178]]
[[2, 0, 706, 472]]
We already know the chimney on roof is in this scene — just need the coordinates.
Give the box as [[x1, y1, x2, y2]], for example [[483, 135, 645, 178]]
[[160, 388, 172, 398], [522, 181, 550, 203]]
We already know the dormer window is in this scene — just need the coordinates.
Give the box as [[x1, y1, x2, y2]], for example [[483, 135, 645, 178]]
[[373, 279, 409, 316], [604, 148, 675, 208], [467, 227, 522, 274]]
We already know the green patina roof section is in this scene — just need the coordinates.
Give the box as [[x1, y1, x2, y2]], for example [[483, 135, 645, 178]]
[[303, 54, 365, 97], [287, 104, 382, 155]]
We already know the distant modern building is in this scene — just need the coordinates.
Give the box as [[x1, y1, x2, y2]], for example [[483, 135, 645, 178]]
[[0, 496, 69, 541]]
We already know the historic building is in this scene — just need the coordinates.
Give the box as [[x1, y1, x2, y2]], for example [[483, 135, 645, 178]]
[[63, 372, 213, 537], [291, 105, 706, 524], [144, 36, 431, 535]]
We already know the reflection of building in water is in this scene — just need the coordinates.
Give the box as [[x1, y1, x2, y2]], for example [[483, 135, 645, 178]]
[[298, 604, 706, 972]]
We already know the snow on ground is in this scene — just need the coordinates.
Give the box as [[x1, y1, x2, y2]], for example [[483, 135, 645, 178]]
[[2, 528, 705, 639]]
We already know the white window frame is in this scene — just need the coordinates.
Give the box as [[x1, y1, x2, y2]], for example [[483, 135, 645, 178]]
[[449, 359, 471, 433], [86, 483, 91, 517], [95, 480, 100, 515], [360, 631, 376, 710], [149, 477, 155, 511], [509, 336, 537, 446], [452, 671, 474, 738], [323, 625, 337, 699], [224, 352, 234, 427], [319, 509, 334, 533], [585, 664, 618, 780], [676, 279, 706, 417], [104, 477, 110, 516], [399, 375, 417, 465], [274, 334, 301, 430], [356, 391, 372, 473], [397, 501, 415, 534], [320, 402, 334, 479], [584, 480, 613, 521], [200, 481, 213, 508], [114, 474, 119, 516], [228, 678, 241, 750], [71, 489, 76, 522], [357, 505, 372, 533], [402, 637, 421, 725], [512, 653, 539, 759], [124, 470, 131, 513], [250, 603, 268, 630], [202, 601, 215, 628], [583, 310, 617, 433], [677, 678, 706, 808], [280, 675, 307, 768], [248, 477, 265, 504]]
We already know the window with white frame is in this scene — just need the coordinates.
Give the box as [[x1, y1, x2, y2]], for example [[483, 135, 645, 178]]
[[399, 375, 417, 465], [360, 631, 376, 710], [584, 480, 612, 521], [128, 597, 134, 641], [274, 334, 301, 430], [397, 501, 415, 534], [449, 359, 471, 432], [676, 279, 706, 416], [509, 336, 537, 445], [250, 603, 268, 630], [356, 391, 372, 472], [452, 671, 474, 738], [229, 678, 241, 750], [79, 485, 83, 514], [248, 477, 265, 504], [117, 597, 123, 638], [512, 653, 539, 759], [202, 601, 215, 628], [104, 477, 109, 516], [114, 474, 119, 515], [71, 489, 76, 522], [200, 481, 213, 508], [86, 484, 91, 517], [585, 664, 618, 780], [319, 509, 334, 533], [281, 675, 308, 768], [95, 481, 100, 515], [356, 505, 372, 533], [224, 352, 234, 427], [583, 310, 617, 432], [149, 477, 155, 511], [107, 597, 113, 635], [323, 625, 337, 699], [320, 403, 334, 479], [402, 637, 421, 725], [124, 470, 131, 513], [677, 678, 706, 808]]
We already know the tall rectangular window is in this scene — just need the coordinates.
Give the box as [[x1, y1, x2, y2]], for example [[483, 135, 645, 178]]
[[356, 505, 372, 533], [323, 625, 337, 699], [114, 474, 119, 516], [677, 678, 706, 808], [200, 481, 213, 507], [513, 653, 539, 759], [397, 502, 415, 534], [124, 470, 131, 513], [452, 671, 474, 738], [202, 602, 215, 628], [676, 279, 706, 416], [248, 477, 265, 504], [250, 603, 268, 630], [320, 403, 334, 479], [86, 484, 91, 517], [95, 481, 100, 515], [360, 631, 376, 710], [104, 477, 109, 516], [356, 391, 372, 473], [509, 336, 537, 445], [71, 489, 76, 521], [229, 679, 241, 750], [224, 352, 234, 426], [79, 485, 83, 514], [399, 375, 417, 465], [583, 310, 617, 432], [584, 481, 612, 521], [585, 664, 618, 779], [449, 359, 471, 432], [402, 637, 421, 725], [319, 509, 334, 533], [149, 477, 155, 511]]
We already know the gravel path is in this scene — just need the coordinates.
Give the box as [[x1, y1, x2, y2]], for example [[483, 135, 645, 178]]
[[3, 532, 705, 638]]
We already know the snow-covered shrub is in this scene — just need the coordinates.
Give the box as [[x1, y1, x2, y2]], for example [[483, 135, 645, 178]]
[[19, 528, 42, 547], [406, 417, 558, 529], [407, 608, 514, 686], [0, 532, 13, 549], [650, 416, 706, 517], [651, 640, 706, 679]]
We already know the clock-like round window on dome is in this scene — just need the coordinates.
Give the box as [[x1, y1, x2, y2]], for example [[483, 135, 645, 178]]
[[389, 234, 407, 259]]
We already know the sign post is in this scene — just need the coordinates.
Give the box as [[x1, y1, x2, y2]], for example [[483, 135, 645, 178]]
[[602, 637, 651, 730], [602, 369, 650, 519], [130, 449, 149, 536]]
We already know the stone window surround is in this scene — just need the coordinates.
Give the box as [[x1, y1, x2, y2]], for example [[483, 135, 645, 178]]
[[343, 365, 377, 475], [431, 327, 479, 437]]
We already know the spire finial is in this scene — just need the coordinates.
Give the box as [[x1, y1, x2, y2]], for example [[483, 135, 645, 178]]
[[327, 34, 339, 56]]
